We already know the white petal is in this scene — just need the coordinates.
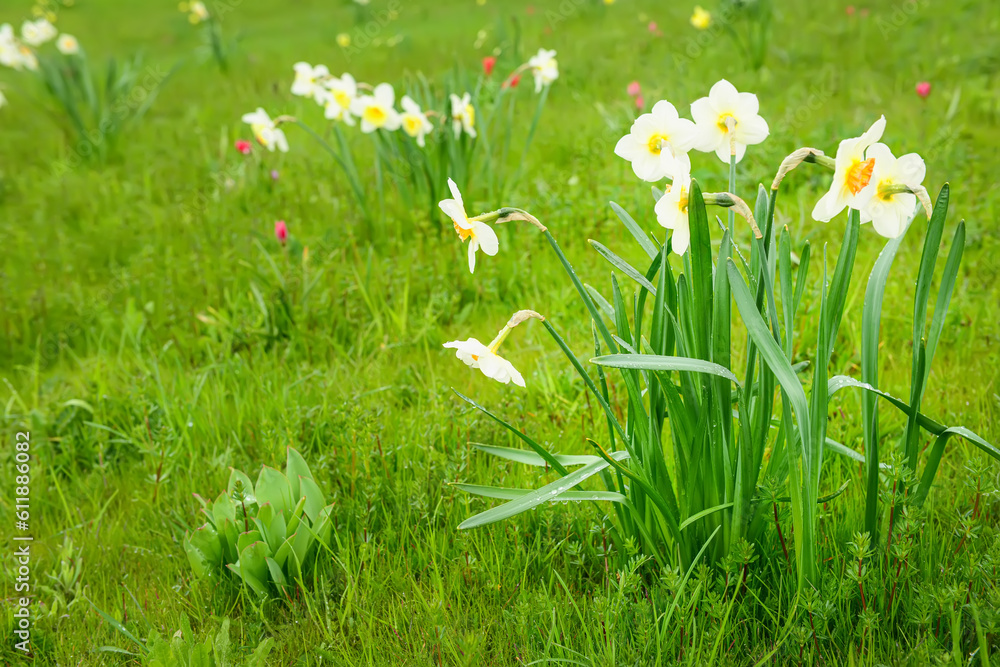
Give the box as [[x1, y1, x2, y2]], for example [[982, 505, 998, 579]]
[[650, 100, 680, 123], [736, 114, 769, 145], [670, 220, 690, 255], [708, 79, 740, 111], [467, 241, 477, 273], [374, 83, 395, 107], [895, 153, 926, 188], [736, 91, 759, 117], [812, 187, 848, 222], [447, 178, 463, 206], [473, 222, 499, 256]]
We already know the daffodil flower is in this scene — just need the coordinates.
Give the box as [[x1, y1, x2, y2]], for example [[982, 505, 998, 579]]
[[691, 79, 769, 163], [21, 19, 56, 47], [291, 62, 331, 103], [240, 108, 289, 153], [811, 115, 885, 222], [186, 1, 210, 23], [443, 339, 524, 386], [0, 24, 24, 69], [439, 178, 499, 273], [855, 143, 926, 239], [654, 171, 693, 255], [349, 83, 402, 133], [443, 310, 544, 387], [527, 48, 559, 92], [614, 101, 697, 182], [400, 95, 434, 147], [322, 73, 358, 125], [56, 34, 79, 55], [450, 92, 476, 138]]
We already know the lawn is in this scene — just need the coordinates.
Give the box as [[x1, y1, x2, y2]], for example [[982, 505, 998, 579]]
[[1, 0, 999, 664]]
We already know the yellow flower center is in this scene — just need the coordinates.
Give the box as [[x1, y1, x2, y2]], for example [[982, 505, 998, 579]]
[[402, 115, 423, 137], [845, 157, 875, 195], [877, 178, 895, 201], [465, 104, 475, 127], [251, 123, 268, 145], [647, 134, 669, 155], [334, 90, 351, 109], [453, 220, 474, 241], [717, 113, 736, 133], [363, 105, 387, 126]]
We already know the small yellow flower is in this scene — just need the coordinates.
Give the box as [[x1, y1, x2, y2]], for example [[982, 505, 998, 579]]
[[690, 6, 712, 30], [336, 33, 351, 48], [603, 0, 616, 5]]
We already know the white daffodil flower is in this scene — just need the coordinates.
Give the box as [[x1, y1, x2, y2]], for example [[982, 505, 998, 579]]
[[350, 83, 402, 133], [438, 178, 499, 273], [654, 170, 692, 255], [811, 115, 885, 222], [56, 34, 79, 55], [291, 62, 330, 102], [614, 100, 697, 182], [240, 108, 289, 153], [856, 143, 926, 239], [21, 19, 56, 47], [0, 24, 22, 69], [450, 92, 476, 138], [323, 73, 357, 125], [442, 338, 525, 387], [400, 95, 434, 147], [527, 48, 558, 92], [17, 44, 38, 71], [691, 79, 769, 164], [188, 1, 210, 23]]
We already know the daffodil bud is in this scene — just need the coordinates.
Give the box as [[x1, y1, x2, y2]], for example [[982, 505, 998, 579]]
[[704, 192, 762, 238], [771, 147, 830, 191]]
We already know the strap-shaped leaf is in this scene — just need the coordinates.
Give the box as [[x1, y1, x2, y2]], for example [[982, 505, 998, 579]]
[[591, 354, 741, 387], [454, 389, 569, 476], [452, 483, 627, 503], [679, 502, 734, 531], [471, 443, 601, 468], [458, 451, 631, 529], [609, 200, 659, 259], [589, 240, 657, 294]]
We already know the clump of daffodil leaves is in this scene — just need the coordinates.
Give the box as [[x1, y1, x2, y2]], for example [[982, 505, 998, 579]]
[[439, 77, 1000, 596]]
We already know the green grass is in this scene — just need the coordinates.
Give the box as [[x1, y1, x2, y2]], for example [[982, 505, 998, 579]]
[[2, 0, 999, 664]]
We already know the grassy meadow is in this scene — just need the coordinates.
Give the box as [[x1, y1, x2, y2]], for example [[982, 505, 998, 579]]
[[1, 0, 999, 664]]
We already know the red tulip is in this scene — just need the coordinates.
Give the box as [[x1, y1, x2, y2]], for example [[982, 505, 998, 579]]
[[915, 81, 931, 99], [274, 220, 288, 245], [235, 139, 252, 155], [627, 81, 641, 97], [503, 73, 521, 89], [482, 56, 496, 76]]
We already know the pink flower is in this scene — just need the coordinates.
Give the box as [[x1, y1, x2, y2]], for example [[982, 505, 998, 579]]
[[846, 5, 855, 15], [648, 21, 658, 32], [482, 56, 496, 76], [235, 139, 252, 155], [915, 81, 931, 99], [627, 81, 641, 97], [274, 220, 288, 245], [635, 95, 644, 109], [270, 169, 280, 181]]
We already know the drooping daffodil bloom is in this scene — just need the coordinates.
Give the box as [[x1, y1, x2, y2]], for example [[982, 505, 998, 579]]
[[811, 115, 885, 222], [614, 100, 697, 182], [322, 73, 358, 125], [443, 338, 525, 387], [443, 310, 544, 387], [450, 92, 476, 138], [691, 79, 769, 163], [56, 34, 79, 55], [527, 48, 559, 92], [21, 19, 56, 47], [350, 83, 401, 133], [291, 62, 331, 103], [654, 170, 692, 255], [400, 96, 434, 147], [240, 108, 289, 153], [438, 178, 499, 273], [856, 143, 926, 239]]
